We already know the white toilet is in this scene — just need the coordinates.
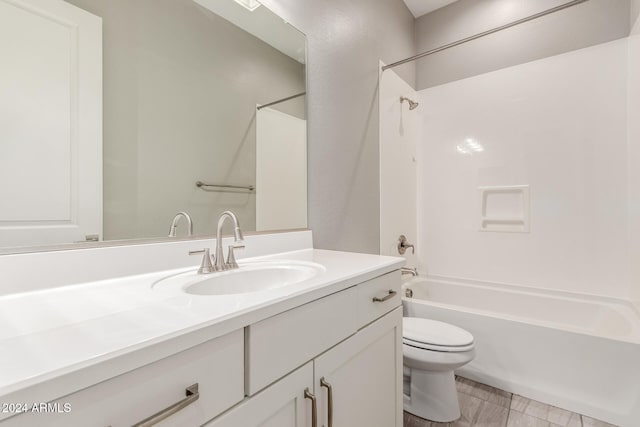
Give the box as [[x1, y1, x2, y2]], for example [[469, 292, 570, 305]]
[[402, 317, 475, 422]]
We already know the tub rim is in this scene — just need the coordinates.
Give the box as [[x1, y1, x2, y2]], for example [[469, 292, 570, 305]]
[[402, 275, 640, 344]]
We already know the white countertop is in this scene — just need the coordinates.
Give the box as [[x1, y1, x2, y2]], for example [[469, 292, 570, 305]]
[[0, 248, 403, 410]]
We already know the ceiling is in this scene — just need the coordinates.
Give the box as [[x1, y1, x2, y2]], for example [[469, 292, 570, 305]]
[[192, 0, 306, 64], [402, 0, 459, 18]]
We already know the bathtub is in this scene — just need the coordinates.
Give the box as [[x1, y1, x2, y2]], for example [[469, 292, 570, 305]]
[[402, 276, 640, 427]]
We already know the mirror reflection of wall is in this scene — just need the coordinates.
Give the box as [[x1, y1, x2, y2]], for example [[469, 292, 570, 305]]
[[0, 0, 306, 251]]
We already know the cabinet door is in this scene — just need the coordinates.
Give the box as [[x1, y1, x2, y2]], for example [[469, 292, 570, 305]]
[[206, 362, 313, 427], [315, 307, 403, 427]]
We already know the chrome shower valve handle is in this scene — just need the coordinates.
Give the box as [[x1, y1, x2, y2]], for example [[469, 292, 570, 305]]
[[397, 234, 415, 255]]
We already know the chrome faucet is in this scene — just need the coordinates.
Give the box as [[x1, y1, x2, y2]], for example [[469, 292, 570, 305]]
[[401, 267, 418, 276], [214, 211, 245, 271], [168, 212, 193, 237]]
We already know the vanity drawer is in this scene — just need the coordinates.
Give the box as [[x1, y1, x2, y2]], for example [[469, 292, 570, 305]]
[[3, 329, 244, 427], [246, 286, 358, 395], [356, 270, 401, 329]]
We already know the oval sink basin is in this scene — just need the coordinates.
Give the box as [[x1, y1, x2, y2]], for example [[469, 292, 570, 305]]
[[152, 261, 325, 296]]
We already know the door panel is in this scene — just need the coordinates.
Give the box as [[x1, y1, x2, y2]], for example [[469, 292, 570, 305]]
[[315, 307, 403, 427], [0, 0, 102, 246]]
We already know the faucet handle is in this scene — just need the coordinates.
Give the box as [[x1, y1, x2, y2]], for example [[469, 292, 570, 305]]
[[226, 245, 240, 269], [190, 248, 215, 274], [397, 235, 415, 255]]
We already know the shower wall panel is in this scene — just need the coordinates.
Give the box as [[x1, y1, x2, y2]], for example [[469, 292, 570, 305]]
[[416, 39, 630, 299], [379, 65, 418, 267]]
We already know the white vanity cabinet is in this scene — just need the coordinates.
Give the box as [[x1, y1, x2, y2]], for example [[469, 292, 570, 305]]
[[207, 270, 402, 427], [1, 269, 401, 427], [2, 330, 245, 427]]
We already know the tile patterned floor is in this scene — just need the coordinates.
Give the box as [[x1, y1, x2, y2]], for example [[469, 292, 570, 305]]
[[403, 376, 618, 427]]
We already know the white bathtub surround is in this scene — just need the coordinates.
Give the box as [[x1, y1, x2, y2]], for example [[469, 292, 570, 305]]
[[402, 276, 640, 426], [417, 38, 631, 300], [0, 234, 404, 422], [379, 63, 419, 268], [403, 36, 640, 426]]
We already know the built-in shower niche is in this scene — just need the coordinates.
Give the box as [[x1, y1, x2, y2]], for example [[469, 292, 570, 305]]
[[478, 185, 530, 233]]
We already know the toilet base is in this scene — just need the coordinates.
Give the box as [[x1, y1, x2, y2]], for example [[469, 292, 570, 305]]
[[403, 368, 461, 422]]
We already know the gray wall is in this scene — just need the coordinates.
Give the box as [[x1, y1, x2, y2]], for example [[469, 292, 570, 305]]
[[66, 0, 305, 240], [633, 0, 640, 29], [414, 0, 630, 89], [261, 0, 416, 253]]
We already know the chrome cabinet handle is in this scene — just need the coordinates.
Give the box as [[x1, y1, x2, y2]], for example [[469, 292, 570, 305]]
[[320, 378, 333, 427], [372, 290, 397, 303], [304, 387, 318, 427], [132, 383, 199, 427]]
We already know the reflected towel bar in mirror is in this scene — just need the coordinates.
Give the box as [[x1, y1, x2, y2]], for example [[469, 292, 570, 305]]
[[196, 181, 255, 192]]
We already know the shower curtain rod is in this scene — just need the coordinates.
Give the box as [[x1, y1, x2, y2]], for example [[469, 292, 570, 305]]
[[382, 0, 590, 71], [257, 92, 306, 110]]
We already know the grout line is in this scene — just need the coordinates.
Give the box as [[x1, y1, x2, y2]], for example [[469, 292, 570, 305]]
[[505, 409, 513, 427], [469, 399, 482, 426], [505, 393, 513, 427]]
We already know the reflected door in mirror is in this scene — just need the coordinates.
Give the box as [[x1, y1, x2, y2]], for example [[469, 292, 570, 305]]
[[0, 0, 102, 247]]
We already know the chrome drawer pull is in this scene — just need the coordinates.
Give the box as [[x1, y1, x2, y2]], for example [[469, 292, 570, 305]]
[[304, 387, 318, 427], [320, 377, 333, 427], [132, 383, 199, 427], [372, 290, 397, 303]]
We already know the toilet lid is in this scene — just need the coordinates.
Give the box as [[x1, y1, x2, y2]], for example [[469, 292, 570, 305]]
[[403, 317, 474, 350]]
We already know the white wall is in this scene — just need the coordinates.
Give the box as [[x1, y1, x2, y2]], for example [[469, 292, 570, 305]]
[[379, 65, 418, 267], [416, 39, 630, 299], [633, 0, 640, 29], [260, 0, 416, 253], [414, 0, 630, 89], [629, 14, 640, 304]]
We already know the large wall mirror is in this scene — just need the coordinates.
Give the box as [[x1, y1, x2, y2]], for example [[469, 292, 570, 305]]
[[0, 0, 307, 253]]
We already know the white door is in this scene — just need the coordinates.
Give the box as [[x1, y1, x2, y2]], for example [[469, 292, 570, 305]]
[[205, 362, 313, 427], [0, 0, 102, 247], [314, 307, 403, 427]]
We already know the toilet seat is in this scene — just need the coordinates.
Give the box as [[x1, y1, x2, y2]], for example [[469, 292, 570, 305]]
[[403, 317, 474, 352], [403, 338, 474, 352]]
